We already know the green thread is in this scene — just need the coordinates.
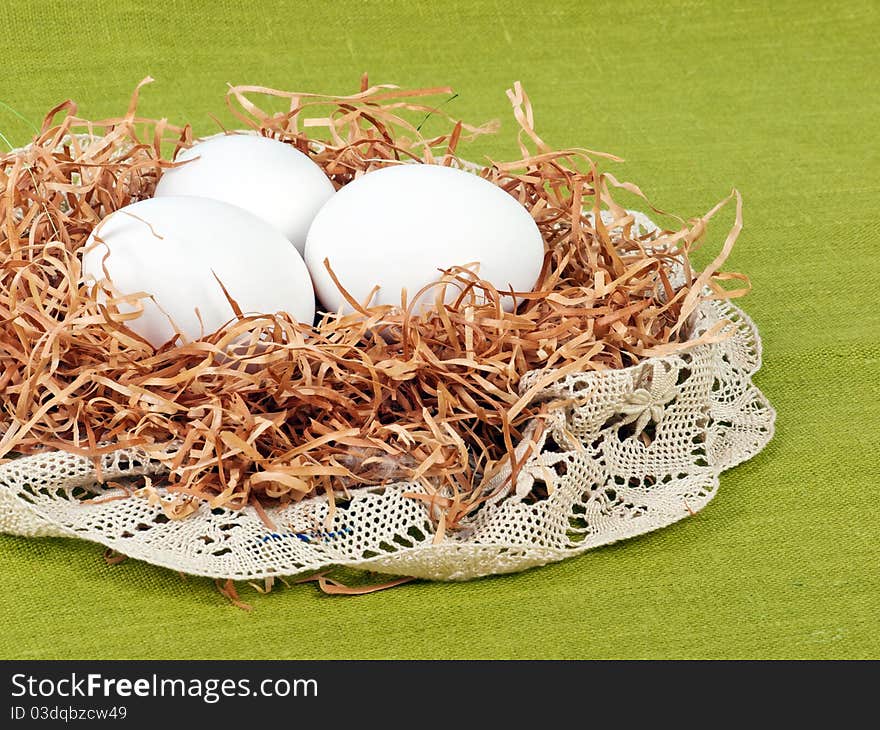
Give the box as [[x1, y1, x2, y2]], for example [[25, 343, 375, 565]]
[[0, 100, 39, 134], [416, 93, 460, 132]]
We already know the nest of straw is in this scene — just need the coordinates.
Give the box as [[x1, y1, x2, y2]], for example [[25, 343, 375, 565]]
[[0, 76, 747, 529]]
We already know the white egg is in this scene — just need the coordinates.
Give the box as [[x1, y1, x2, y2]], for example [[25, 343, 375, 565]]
[[304, 164, 545, 314], [154, 134, 335, 254], [81, 196, 315, 347]]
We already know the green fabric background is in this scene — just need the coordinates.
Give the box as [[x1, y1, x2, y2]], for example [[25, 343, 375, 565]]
[[0, 0, 877, 660]]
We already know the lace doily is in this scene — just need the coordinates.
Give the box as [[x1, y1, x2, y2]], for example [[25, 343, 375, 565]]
[[0, 290, 774, 581]]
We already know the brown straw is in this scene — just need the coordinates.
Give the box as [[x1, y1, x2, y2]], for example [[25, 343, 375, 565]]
[[0, 77, 747, 531]]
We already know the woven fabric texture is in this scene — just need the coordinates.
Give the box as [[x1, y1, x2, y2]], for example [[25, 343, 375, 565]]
[[0, 0, 877, 659]]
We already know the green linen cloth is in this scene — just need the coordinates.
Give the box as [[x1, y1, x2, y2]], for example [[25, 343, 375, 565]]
[[0, 0, 876, 659]]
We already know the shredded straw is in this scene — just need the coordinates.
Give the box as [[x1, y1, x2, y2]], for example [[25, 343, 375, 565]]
[[0, 77, 748, 531]]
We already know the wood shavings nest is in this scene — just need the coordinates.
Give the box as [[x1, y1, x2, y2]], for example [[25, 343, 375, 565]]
[[0, 76, 748, 530]]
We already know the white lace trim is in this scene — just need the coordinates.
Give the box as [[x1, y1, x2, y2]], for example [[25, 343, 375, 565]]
[[0, 293, 774, 581]]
